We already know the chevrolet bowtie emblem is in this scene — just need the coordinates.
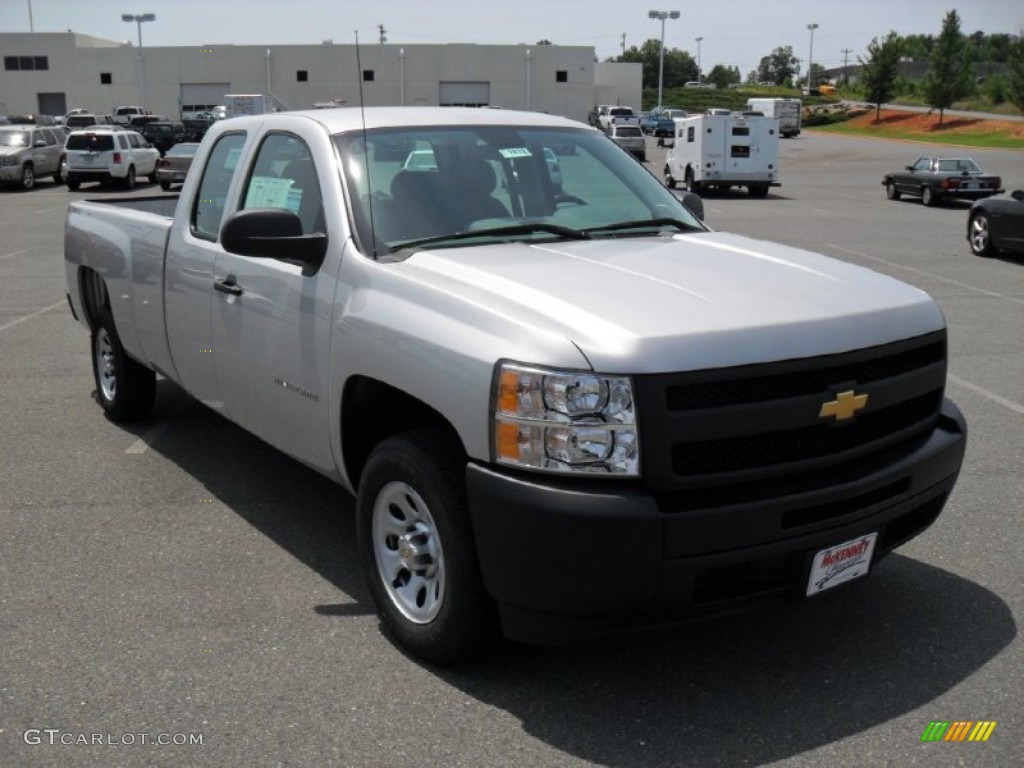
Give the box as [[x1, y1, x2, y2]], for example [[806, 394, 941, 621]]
[[819, 390, 869, 422]]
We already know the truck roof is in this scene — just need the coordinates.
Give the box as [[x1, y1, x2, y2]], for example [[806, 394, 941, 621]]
[[213, 107, 588, 135]]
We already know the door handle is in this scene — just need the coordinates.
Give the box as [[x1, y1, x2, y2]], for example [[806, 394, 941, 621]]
[[214, 275, 243, 296]]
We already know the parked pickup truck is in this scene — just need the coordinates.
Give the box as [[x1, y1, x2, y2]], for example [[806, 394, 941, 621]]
[[65, 108, 967, 664]]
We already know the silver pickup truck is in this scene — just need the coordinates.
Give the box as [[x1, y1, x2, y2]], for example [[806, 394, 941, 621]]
[[65, 108, 966, 663]]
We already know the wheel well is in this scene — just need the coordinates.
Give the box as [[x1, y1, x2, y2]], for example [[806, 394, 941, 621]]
[[341, 376, 464, 491], [78, 267, 109, 332]]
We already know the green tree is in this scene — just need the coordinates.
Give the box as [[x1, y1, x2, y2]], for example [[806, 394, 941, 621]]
[[859, 32, 903, 121], [922, 10, 974, 123], [1008, 36, 1024, 113], [615, 39, 697, 90], [707, 64, 741, 89], [757, 46, 799, 86]]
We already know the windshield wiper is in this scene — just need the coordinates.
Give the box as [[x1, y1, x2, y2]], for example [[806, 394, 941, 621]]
[[584, 218, 701, 235], [393, 223, 591, 252]]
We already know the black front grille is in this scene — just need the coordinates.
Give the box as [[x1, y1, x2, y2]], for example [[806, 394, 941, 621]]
[[666, 341, 944, 411], [636, 331, 948, 496], [671, 390, 942, 476]]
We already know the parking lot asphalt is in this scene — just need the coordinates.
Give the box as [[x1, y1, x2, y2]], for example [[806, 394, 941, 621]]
[[1, 131, 1021, 768]]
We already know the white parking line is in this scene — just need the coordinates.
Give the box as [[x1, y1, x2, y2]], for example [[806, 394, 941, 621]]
[[0, 299, 64, 334], [826, 244, 1024, 307], [0, 250, 27, 262], [948, 374, 1024, 416], [34, 207, 66, 214]]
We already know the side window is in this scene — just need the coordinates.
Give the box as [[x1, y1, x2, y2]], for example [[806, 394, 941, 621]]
[[118, 135, 129, 149], [687, 126, 695, 142], [192, 132, 247, 240], [41, 128, 57, 146], [241, 133, 324, 234]]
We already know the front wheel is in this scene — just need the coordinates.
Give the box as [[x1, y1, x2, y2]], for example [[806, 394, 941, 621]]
[[357, 430, 496, 665], [886, 180, 901, 200], [92, 308, 156, 422], [664, 165, 676, 189], [968, 212, 997, 257], [19, 164, 35, 191]]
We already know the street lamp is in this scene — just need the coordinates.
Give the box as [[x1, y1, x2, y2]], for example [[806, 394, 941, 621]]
[[695, 36, 703, 83], [648, 10, 680, 110], [122, 13, 156, 107], [806, 22, 819, 93]]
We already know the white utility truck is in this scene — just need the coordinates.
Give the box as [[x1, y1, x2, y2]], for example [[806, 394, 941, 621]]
[[664, 111, 781, 197], [745, 97, 802, 137]]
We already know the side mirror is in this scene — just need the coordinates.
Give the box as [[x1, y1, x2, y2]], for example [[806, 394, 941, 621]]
[[221, 208, 327, 276], [905, 165, 915, 171], [679, 191, 704, 220], [1012, 190, 1024, 202]]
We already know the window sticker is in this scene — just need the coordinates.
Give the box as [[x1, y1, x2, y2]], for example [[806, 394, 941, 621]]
[[245, 176, 294, 209], [499, 147, 533, 159]]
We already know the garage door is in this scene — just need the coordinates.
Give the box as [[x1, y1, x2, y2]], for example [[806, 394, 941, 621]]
[[179, 83, 231, 117], [439, 82, 490, 107]]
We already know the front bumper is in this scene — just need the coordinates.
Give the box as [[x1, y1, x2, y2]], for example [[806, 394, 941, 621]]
[[466, 398, 966, 645]]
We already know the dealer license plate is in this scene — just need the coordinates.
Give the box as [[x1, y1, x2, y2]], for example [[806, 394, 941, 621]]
[[806, 532, 878, 597]]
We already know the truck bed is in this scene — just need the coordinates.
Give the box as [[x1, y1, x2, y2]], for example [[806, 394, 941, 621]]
[[65, 195, 178, 375]]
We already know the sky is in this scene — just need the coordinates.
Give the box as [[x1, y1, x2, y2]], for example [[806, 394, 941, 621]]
[[2, 0, 1022, 76]]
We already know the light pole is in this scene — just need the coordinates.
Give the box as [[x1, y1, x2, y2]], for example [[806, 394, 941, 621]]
[[806, 22, 819, 93], [695, 36, 703, 83], [648, 10, 680, 110], [122, 13, 156, 107]]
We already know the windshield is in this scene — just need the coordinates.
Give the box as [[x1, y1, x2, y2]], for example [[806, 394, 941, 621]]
[[336, 125, 703, 257], [0, 131, 29, 148]]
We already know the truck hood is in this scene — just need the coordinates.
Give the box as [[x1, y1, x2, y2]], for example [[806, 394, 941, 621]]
[[394, 231, 945, 373]]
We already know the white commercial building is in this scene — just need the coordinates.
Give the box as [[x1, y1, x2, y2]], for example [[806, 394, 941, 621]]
[[0, 33, 641, 124]]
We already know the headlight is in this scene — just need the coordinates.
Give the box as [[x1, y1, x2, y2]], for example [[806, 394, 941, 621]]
[[0, 156, 21, 167], [493, 362, 639, 476]]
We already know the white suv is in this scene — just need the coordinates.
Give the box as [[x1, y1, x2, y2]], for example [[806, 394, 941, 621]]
[[64, 128, 160, 190]]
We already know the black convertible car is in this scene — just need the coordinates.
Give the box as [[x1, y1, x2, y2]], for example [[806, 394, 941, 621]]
[[883, 156, 1003, 206], [967, 190, 1024, 257]]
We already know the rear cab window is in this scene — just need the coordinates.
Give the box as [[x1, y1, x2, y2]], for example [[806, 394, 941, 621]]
[[191, 132, 247, 240]]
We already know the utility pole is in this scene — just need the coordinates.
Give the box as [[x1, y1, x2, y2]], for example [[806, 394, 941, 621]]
[[841, 47, 853, 85], [378, 24, 387, 45], [621, 33, 626, 56]]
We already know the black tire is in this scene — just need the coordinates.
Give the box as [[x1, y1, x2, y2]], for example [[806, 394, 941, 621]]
[[123, 166, 136, 190], [67, 177, 81, 191], [749, 184, 769, 198], [685, 168, 702, 195], [148, 171, 158, 184], [357, 430, 497, 665], [160, 180, 171, 191], [637, 152, 646, 163], [968, 211, 997, 257], [92, 308, 156, 423], [921, 186, 938, 207], [664, 165, 676, 189], [886, 180, 901, 200], [19, 163, 35, 191]]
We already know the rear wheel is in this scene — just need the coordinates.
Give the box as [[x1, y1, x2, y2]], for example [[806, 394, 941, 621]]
[[968, 212, 997, 257], [67, 177, 81, 191], [749, 184, 769, 198], [921, 186, 938, 207], [664, 165, 676, 189], [685, 168, 702, 195], [92, 308, 156, 422], [19, 163, 35, 191], [160, 180, 171, 191], [123, 166, 136, 189], [357, 430, 497, 664], [886, 180, 900, 200]]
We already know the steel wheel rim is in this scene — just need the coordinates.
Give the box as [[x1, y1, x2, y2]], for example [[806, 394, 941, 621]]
[[95, 328, 117, 402], [372, 480, 445, 624], [970, 216, 989, 252], [22, 166, 34, 189]]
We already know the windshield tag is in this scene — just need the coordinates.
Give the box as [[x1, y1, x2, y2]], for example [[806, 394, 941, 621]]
[[499, 148, 533, 159]]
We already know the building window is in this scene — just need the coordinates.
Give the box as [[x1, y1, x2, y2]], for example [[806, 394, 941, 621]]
[[4, 55, 49, 71], [556, 70, 568, 83], [101, 72, 112, 84], [297, 70, 308, 82], [362, 70, 374, 82]]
